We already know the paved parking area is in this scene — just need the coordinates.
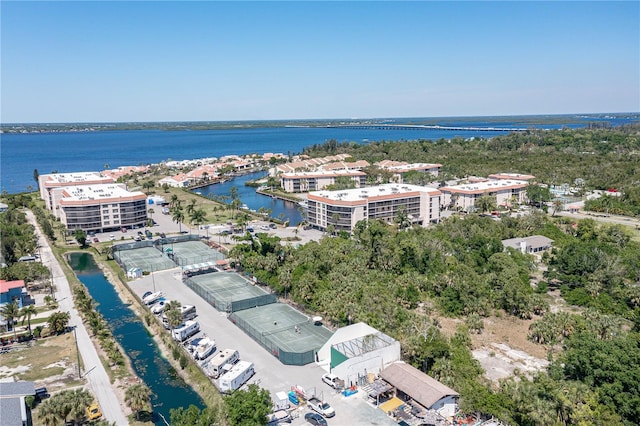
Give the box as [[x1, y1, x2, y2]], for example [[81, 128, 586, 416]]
[[129, 269, 395, 425]]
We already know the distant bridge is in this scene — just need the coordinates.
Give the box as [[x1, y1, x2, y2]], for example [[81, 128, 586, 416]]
[[323, 124, 528, 132]]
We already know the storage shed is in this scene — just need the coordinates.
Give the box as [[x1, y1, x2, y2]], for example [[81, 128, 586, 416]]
[[380, 362, 459, 418], [127, 267, 143, 279]]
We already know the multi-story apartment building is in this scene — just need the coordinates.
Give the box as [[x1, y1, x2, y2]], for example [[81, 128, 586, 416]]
[[39, 172, 115, 211], [50, 184, 147, 233], [439, 179, 529, 211], [280, 170, 367, 193], [306, 183, 441, 233], [376, 160, 442, 179]]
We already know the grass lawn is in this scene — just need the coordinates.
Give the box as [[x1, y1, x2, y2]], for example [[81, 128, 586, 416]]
[[0, 332, 82, 385]]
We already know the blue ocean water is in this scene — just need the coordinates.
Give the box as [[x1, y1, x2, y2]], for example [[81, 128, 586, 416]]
[[2, 115, 636, 194]]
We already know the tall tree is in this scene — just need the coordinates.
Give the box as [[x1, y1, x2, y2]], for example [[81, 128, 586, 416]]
[[20, 304, 37, 334], [47, 311, 71, 334], [171, 206, 185, 233], [125, 383, 151, 420], [224, 384, 272, 426], [1, 301, 20, 338]]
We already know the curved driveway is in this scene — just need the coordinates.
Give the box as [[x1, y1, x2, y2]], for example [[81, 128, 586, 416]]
[[26, 211, 128, 425]]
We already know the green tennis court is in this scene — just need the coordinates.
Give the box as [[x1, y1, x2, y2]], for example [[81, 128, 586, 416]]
[[113, 245, 176, 272], [230, 303, 333, 364]]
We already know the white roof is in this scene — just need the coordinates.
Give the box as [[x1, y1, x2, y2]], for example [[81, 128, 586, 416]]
[[58, 183, 144, 201], [311, 183, 439, 202]]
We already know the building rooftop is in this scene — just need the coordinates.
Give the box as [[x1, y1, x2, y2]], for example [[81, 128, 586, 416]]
[[489, 172, 536, 181], [441, 179, 529, 194], [281, 170, 366, 178], [380, 363, 458, 409], [502, 235, 553, 250], [41, 171, 114, 185], [0, 279, 25, 294], [310, 183, 440, 202], [57, 184, 145, 203], [332, 331, 397, 358]]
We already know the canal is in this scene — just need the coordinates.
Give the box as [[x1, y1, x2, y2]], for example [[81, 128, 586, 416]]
[[198, 171, 304, 225], [68, 252, 204, 425]]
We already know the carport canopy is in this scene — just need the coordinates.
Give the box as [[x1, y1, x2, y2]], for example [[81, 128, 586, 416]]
[[380, 362, 458, 409]]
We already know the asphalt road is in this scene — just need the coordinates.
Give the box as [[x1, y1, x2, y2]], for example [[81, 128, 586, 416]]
[[26, 211, 129, 425]]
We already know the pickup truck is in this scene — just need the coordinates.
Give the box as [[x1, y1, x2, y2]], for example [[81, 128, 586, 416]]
[[321, 373, 344, 390], [307, 397, 335, 418]]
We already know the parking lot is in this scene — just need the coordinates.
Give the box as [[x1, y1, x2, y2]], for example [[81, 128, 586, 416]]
[[129, 268, 396, 425]]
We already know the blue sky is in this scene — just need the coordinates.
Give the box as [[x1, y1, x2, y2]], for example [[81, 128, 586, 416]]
[[2, 1, 638, 123]]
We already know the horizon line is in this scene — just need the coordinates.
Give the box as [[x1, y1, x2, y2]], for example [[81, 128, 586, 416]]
[[2, 111, 639, 126]]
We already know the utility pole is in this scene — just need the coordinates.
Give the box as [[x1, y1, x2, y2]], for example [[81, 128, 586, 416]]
[[73, 326, 81, 378]]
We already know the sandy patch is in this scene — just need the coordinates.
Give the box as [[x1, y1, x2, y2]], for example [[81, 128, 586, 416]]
[[473, 343, 549, 382], [438, 314, 550, 382], [0, 364, 31, 377]]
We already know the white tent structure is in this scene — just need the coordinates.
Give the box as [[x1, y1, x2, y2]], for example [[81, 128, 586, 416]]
[[127, 267, 142, 279], [317, 322, 400, 387]]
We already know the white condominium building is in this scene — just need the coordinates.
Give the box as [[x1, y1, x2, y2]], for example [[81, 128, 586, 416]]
[[50, 183, 147, 233], [280, 170, 366, 193], [439, 179, 529, 211], [306, 183, 441, 233], [39, 172, 115, 211]]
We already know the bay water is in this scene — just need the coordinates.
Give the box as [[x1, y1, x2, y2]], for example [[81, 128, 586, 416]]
[[2, 115, 626, 195]]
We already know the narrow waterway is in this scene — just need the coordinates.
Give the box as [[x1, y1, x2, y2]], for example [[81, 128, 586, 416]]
[[198, 171, 304, 225], [68, 252, 204, 425]]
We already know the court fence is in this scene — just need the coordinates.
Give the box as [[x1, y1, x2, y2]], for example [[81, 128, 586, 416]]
[[228, 313, 316, 366], [183, 276, 276, 313]]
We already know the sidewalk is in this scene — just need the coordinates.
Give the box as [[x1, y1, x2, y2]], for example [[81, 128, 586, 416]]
[[25, 210, 128, 425]]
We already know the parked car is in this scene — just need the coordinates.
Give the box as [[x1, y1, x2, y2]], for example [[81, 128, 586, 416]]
[[86, 403, 102, 420], [304, 413, 327, 426], [269, 223, 277, 229], [93, 237, 99, 243], [109, 235, 115, 241], [321, 373, 344, 389], [121, 227, 127, 233], [35, 387, 50, 402]]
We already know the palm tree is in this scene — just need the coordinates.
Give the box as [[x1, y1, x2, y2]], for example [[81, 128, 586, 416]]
[[170, 194, 179, 208], [171, 206, 185, 233], [65, 389, 93, 424], [186, 199, 197, 216], [20, 305, 37, 334], [47, 311, 71, 334], [189, 209, 207, 231], [476, 194, 497, 213], [164, 300, 183, 334], [552, 198, 563, 216], [1, 301, 20, 338], [125, 383, 151, 420], [38, 398, 61, 426]]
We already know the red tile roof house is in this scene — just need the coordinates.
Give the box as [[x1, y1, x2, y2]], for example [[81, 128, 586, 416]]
[[0, 279, 27, 308]]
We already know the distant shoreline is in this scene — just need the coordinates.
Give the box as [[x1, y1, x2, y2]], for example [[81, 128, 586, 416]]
[[2, 112, 638, 134]]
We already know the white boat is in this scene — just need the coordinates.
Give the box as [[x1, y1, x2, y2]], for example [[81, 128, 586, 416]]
[[150, 300, 166, 314], [142, 291, 163, 305], [194, 337, 216, 360]]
